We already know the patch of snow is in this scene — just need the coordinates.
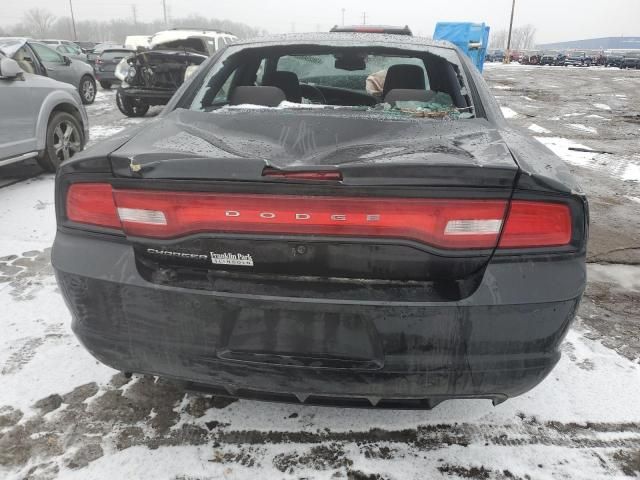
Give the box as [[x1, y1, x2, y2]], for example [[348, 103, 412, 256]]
[[588, 264, 640, 292], [0, 181, 116, 413], [586, 114, 606, 119], [0, 284, 116, 413], [0, 177, 56, 257], [622, 163, 640, 182], [535, 137, 640, 183], [522, 96, 535, 102], [535, 137, 594, 168], [567, 124, 598, 134], [500, 106, 519, 119], [492, 85, 513, 90], [626, 195, 640, 204], [563, 113, 584, 117], [528, 123, 551, 134], [593, 103, 611, 111], [89, 125, 126, 143], [220, 103, 271, 110]]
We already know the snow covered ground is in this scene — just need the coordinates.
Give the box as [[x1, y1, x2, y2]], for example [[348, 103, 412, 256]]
[[1, 69, 640, 480]]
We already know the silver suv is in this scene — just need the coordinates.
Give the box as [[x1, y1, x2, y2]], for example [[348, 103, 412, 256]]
[[0, 53, 89, 172]]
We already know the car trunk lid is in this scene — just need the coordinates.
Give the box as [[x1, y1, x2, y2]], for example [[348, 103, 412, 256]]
[[107, 109, 519, 293], [110, 109, 517, 188]]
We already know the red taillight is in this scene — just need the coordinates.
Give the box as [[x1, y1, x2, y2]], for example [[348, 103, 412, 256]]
[[64, 184, 573, 250], [499, 201, 572, 248], [96, 58, 103, 64], [66, 183, 120, 229], [110, 189, 507, 249]]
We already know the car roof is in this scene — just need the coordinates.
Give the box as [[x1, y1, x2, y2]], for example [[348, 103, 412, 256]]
[[330, 25, 413, 36], [30, 41, 56, 48], [231, 32, 456, 51], [0, 37, 27, 57], [93, 43, 124, 51], [149, 29, 237, 48]]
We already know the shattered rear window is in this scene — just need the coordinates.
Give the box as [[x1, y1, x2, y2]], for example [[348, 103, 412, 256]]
[[185, 42, 475, 120]]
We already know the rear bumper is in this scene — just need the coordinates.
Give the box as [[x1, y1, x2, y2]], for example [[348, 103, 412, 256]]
[[118, 86, 175, 105], [95, 71, 118, 82], [53, 231, 585, 407]]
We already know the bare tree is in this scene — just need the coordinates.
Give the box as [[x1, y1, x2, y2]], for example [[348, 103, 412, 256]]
[[490, 25, 536, 51], [490, 29, 508, 49], [20, 14, 265, 43], [519, 24, 537, 50], [22, 8, 56, 37]]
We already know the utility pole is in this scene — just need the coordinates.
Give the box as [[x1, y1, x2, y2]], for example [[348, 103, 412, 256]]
[[69, 0, 77, 41], [341, 8, 345, 26], [362, 11, 367, 25], [131, 4, 137, 25], [162, 0, 168, 26], [505, 0, 516, 63]]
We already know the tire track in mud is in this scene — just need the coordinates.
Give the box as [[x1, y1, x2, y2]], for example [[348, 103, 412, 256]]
[[213, 421, 640, 450], [1, 375, 639, 477], [0, 248, 54, 301]]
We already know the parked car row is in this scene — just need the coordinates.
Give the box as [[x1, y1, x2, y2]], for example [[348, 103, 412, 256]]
[[485, 48, 640, 68]]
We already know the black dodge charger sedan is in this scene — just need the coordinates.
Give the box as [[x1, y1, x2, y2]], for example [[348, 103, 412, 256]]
[[53, 32, 588, 409]]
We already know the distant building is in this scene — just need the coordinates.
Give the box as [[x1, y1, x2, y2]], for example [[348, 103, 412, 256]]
[[538, 37, 640, 50]]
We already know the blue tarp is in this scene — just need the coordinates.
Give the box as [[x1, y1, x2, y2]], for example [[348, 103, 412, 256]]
[[433, 22, 490, 72]]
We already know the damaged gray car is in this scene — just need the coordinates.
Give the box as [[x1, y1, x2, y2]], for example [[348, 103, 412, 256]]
[[115, 28, 237, 117]]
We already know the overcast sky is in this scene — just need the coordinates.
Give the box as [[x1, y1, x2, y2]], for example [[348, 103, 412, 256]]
[[2, 0, 639, 43]]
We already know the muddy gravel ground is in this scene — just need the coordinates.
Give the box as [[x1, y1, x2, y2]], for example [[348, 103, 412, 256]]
[[0, 67, 639, 480]]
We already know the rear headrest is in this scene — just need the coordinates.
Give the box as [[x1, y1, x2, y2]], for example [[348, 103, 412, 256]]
[[384, 88, 452, 106], [263, 71, 302, 103], [382, 64, 426, 98], [229, 86, 286, 107]]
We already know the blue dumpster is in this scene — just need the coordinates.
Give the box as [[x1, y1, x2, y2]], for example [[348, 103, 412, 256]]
[[433, 22, 490, 72]]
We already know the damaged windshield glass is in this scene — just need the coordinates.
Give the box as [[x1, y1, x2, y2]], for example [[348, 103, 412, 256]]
[[187, 42, 474, 120]]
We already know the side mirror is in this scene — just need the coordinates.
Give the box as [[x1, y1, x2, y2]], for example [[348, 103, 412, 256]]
[[63, 55, 72, 66], [0, 57, 24, 80]]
